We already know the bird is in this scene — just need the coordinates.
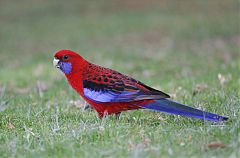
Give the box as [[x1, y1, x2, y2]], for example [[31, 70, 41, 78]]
[[53, 50, 228, 122]]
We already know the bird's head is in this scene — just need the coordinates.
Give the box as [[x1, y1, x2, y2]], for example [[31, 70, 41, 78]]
[[53, 50, 86, 75]]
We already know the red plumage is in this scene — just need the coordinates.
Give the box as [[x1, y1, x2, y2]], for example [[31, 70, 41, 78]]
[[54, 50, 168, 118], [53, 50, 228, 122]]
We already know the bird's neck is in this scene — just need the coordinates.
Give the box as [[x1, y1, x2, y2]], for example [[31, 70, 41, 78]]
[[65, 62, 89, 96], [65, 72, 84, 96]]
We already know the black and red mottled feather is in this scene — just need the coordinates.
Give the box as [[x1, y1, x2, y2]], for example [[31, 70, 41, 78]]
[[53, 50, 228, 122], [82, 63, 170, 103]]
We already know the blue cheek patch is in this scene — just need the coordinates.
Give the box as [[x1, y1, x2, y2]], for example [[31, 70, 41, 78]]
[[59, 62, 72, 75]]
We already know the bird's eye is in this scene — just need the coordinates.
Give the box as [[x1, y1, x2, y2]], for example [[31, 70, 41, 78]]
[[62, 55, 69, 60]]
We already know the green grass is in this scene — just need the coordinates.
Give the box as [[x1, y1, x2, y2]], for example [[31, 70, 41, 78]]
[[0, 0, 239, 157]]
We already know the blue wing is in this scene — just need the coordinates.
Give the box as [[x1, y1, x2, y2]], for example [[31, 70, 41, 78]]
[[82, 79, 169, 103], [84, 87, 139, 102]]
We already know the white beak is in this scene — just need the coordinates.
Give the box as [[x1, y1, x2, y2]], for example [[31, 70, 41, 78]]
[[53, 58, 60, 68]]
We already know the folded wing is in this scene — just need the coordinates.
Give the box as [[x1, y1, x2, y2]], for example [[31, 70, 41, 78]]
[[83, 70, 170, 103]]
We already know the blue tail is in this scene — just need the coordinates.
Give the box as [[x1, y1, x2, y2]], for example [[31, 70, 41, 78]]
[[140, 99, 228, 122]]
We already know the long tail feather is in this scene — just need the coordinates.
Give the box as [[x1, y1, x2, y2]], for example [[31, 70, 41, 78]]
[[139, 99, 228, 122]]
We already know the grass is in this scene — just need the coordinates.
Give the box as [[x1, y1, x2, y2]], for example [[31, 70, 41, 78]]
[[0, 0, 239, 157]]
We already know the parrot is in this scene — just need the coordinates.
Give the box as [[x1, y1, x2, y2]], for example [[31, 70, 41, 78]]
[[53, 50, 228, 122]]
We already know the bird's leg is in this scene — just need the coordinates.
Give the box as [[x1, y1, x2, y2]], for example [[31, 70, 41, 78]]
[[103, 110, 109, 118], [84, 103, 93, 110], [115, 112, 121, 120]]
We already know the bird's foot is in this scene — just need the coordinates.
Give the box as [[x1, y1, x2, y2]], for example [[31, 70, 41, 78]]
[[115, 112, 121, 120], [84, 104, 93, 110]]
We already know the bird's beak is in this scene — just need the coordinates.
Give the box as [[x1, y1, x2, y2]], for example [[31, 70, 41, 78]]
[[53, 58, 60, 68]]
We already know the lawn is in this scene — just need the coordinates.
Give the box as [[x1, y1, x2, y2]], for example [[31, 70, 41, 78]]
[[0, 0, 239, 158]]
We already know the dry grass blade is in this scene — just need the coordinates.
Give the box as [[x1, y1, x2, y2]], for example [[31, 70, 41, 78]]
[[37, 80, 49, 97], [193, 84, 207, 96], [7, 123, 15, 129], [218, 73, 226, 86], [207, 141, 227, 149]]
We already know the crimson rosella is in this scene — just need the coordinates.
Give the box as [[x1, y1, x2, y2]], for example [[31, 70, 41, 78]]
[[53, 50, 228, 122]]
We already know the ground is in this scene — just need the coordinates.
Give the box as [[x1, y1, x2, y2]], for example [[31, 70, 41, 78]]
[[0, 0, 239, 158]]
